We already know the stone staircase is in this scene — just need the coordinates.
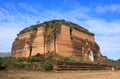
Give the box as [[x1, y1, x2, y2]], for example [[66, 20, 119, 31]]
[[54, 61, 112, 71]]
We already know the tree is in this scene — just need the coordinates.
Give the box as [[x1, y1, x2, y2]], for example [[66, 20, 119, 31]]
[[118, 59, 120, 61]]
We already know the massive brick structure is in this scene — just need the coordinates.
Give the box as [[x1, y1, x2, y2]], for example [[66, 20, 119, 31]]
[[11, 20, 101, 61]]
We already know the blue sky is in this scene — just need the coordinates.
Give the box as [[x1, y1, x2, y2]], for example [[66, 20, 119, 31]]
[[0, 0, 120, 60]]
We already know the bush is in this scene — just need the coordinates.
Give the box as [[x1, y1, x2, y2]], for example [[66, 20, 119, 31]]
[[64, 57, 76, 62], [0, 57, 3, 65], [27, 56, 43, 62], [27, 53, 43, 62], [77, 58, 86, 63], [16, 63, 25, 69], [118, 59, 120, 61], [42, 62, 53, 71], [17, 57, 27, 62], [35, 53, 42, 57], [3, 57, 17, 65]]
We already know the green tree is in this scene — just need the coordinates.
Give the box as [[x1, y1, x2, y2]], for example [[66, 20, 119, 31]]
[[0, 57, 3, 65], [118, 59, 120, 61]]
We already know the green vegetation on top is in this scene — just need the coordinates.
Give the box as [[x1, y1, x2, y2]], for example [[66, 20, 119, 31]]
[[19, 19, 93, 35], [19, 25, 37, 34]]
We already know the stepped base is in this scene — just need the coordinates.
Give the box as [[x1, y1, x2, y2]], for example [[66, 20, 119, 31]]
[[53, 61, 112, 71]]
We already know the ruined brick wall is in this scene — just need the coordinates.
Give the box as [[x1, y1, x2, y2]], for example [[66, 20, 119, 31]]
[[11, 31, 32, 57], [56, 24, 73, 57], [30, 26, 45, 55], [56, 24, 100, 61], [11, 21, 101, 61]]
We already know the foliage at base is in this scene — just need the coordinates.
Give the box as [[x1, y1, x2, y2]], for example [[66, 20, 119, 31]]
[[64, 57, 76, 62], [27, 53, 43, 62], [41, 62, 53, 71]]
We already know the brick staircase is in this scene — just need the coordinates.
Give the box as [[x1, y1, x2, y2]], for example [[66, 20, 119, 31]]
[[54, 61, 112, 71]]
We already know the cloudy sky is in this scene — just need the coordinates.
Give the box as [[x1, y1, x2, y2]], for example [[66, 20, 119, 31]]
[[0, 0, 120, 60]]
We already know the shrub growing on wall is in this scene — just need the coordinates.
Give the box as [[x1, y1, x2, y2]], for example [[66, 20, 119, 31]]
[[27, 53, 44, 62], [17, 57, 27, 62], [64, 57, 76, 62], [27, 56, 43, 62], [35, 53, 42, 58], [41, 62, 53, 71]]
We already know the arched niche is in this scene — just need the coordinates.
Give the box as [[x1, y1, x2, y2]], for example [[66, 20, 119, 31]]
[[88, 50, 94, 62]]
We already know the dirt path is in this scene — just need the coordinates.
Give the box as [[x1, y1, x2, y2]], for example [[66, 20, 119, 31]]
[[0, 70, 120, 79]]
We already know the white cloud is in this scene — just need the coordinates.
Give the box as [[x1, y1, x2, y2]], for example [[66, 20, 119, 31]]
[[81, 19, 120, 60], [84, 19, 120, 35], [0, 21, 26, 52], [95, 4, 120, 13], [0, 27, 19, 52]]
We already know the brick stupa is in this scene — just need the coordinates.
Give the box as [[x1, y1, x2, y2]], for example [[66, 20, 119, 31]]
[[11, 20, 102, 62]]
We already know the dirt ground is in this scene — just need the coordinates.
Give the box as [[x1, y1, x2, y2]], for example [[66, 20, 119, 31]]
[[0, 70, 120, 79]]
